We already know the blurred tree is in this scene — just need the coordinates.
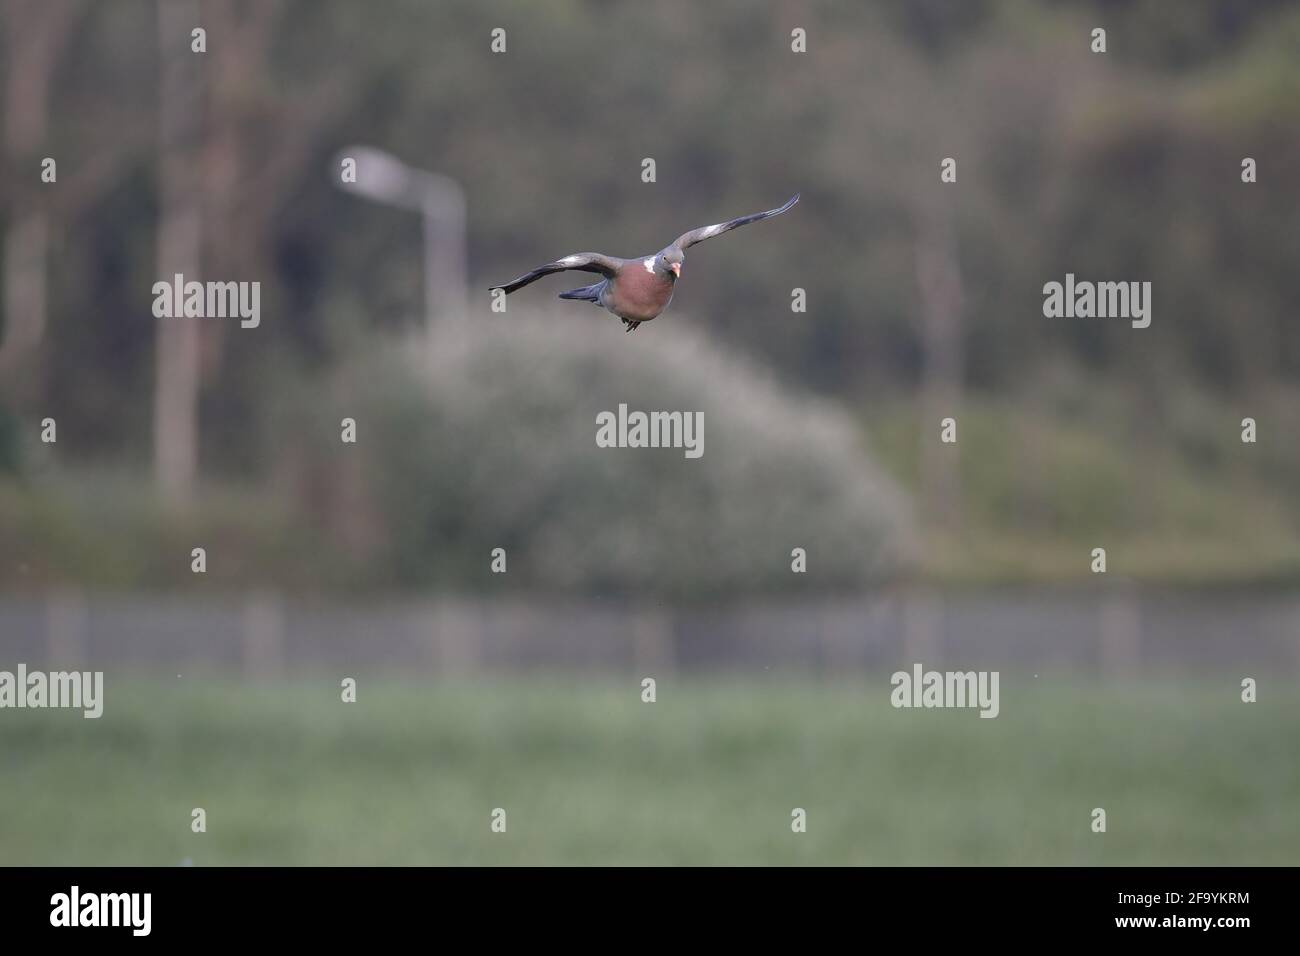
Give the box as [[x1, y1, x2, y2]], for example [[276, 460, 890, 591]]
[[914, 201, 963, 531], [0, 0, 83, 382], [153, 0, 202, 506], [271, 316, 912, 597]]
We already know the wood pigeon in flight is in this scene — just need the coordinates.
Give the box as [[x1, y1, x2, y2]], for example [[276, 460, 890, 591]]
[[490, 194, 799, 331]]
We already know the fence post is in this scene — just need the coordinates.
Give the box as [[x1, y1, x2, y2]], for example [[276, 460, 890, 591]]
[[1292, 596, 1300, 674], [242, 592, 285, 679], [632, 604, 675, 677], [428, 598, 480, 676], [1098, 586, 1141, 678], [46, 589, 87, 667], [902, 588, 942, 666]]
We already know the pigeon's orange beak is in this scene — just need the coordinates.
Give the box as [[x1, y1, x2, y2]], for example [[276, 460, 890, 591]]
[[670, 263, 681, 278]]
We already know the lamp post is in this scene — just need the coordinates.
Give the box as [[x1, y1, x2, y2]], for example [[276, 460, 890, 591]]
[[334, 145, 467, 333]]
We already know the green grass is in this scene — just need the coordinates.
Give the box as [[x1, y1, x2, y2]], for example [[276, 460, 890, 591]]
[[1, 677, 1296, 865]]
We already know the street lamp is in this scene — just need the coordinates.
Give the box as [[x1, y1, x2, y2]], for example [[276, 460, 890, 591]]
[[334, 145, 467, 332]]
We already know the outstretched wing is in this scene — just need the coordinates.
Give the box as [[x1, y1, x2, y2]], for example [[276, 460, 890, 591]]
[[673, 194, 800, 250], [489, 252, 621, 294]]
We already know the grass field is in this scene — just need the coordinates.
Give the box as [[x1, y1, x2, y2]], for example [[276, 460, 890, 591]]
[[1, 677, 1296, 865]]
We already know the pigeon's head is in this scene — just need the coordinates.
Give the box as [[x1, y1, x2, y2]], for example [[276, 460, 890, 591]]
[[655, 247, 684, 280]]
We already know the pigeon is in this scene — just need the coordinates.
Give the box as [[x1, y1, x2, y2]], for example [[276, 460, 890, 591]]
[[490, 194, 799, 331]]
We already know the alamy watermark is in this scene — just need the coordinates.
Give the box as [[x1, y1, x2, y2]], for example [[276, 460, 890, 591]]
[[596, 403, 703, 459], [0, 664, 103, 718], [1042, 273, 1151, 328], [152, 273, 261, 328], [50, 886, 150, 936], [890, 663, 999, 718]]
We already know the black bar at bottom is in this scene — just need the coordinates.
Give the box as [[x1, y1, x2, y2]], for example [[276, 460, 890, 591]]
[[0, 866, 1281, 941]]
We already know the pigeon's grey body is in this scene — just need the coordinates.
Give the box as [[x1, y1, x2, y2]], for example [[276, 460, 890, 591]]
[[491, 194, 799, 331]]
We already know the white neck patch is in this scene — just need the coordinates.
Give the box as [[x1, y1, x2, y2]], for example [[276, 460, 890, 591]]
[[643, 258, 656, 274]]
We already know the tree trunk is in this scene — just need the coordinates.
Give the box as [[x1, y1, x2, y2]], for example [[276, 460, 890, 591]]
[[153, 0, 203, 506], [0, 0, 82, 384], [915, 204, 964, 531]]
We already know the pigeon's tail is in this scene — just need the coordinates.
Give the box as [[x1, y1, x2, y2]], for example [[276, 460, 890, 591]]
[[558, 283, 602, 303]]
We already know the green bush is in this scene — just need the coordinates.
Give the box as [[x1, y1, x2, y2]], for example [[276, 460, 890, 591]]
[[272, 314, 912, 597]]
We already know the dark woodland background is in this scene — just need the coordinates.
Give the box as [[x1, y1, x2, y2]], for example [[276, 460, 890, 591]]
[[2, 0, 1298, 596]]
